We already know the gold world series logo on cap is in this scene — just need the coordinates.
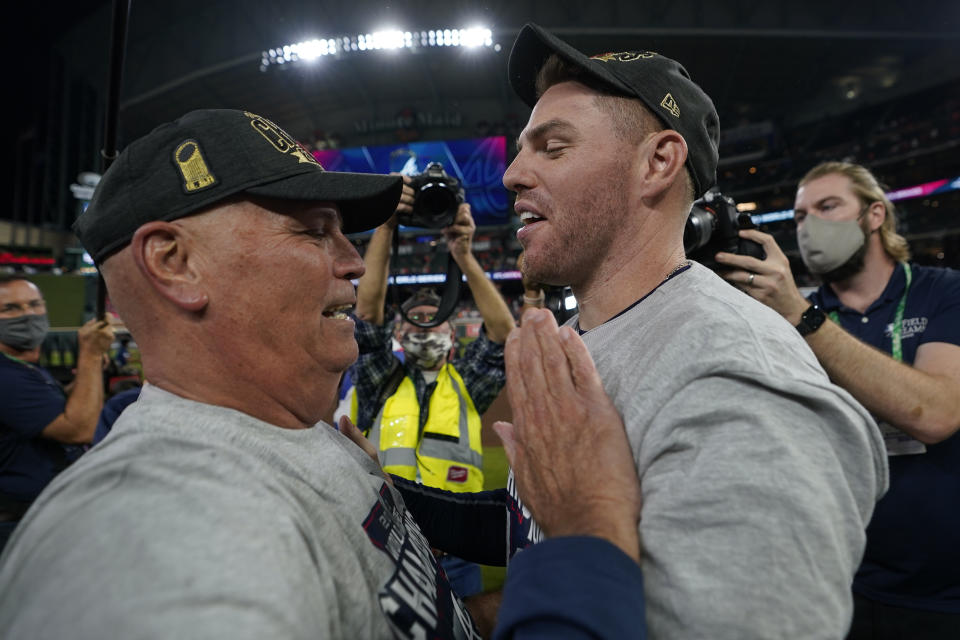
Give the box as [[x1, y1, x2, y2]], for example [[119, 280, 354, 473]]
[[244, 111, 323, 168], [174, 140, 217, 192], [589, 51, 656, 62]]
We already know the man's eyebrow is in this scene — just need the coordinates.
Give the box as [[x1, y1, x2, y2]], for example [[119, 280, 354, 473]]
[[796, 195, 843, 215], [814, 196, 843, 209], [289, 206, 342, 230], [515, 119, 578, 152]]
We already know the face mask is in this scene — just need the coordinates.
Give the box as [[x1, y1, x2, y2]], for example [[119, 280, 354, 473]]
[[0, 313, 49, 351], [401, 332, 453, 370], [797, 213, 867, 275]]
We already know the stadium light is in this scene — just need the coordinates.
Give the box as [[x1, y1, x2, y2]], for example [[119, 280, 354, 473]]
[[261, 26, 496, 70]]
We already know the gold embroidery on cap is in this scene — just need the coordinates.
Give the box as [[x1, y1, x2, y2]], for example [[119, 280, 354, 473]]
[[589, 51, 656, 62], [244, 111, 323, 168], [660, 93, 680, 118], [174, 140, 217, 192]]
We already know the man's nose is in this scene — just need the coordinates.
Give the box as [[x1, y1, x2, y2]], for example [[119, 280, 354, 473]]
[[334, 235, 365, 281], [502, 154, 530, 194]]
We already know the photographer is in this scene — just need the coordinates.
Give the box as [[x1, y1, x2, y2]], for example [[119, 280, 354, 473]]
[[715, 161, 960, 638], [352, 175, 515, 597], [0, 276, 114, 549]]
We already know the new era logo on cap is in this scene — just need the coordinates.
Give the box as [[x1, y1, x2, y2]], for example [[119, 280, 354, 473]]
[[660, 93, 681, 118]]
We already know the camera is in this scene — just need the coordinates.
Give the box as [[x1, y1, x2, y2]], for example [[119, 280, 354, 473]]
[[684, 190, 766, 269], [400, 162, 465, 229]]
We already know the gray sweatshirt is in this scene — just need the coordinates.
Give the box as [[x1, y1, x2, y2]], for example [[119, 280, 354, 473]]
[[0, 384, 479, 639], [512, 262, 888, 639]]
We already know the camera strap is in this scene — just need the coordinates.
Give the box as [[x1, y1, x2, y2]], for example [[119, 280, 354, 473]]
[[391, 231, 462, 328]]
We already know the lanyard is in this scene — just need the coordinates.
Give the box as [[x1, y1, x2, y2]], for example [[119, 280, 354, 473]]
[[827, 262, 912, 362], [1, 351, 29, 366]]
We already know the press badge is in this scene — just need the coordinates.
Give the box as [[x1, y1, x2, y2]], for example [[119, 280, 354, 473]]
[[878, 420, 927, 456]]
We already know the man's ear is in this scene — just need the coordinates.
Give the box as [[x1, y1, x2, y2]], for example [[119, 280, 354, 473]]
[[130, 221, 209, 312], [867, 201, 887, 233], [637, 130, 688, 200]]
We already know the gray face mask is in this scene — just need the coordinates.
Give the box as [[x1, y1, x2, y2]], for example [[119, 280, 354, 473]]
[[401, 332, 453, 370], [0, 313, 50, 351], [797, 213, 867, 275]]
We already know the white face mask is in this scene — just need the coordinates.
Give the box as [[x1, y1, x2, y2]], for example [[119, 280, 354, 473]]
[[797, 213, 868, 275], [400, 332, 453, 370]]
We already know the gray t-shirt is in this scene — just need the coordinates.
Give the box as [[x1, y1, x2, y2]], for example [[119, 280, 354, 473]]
[[0, 384, 479, 640], [512, 263, 888, 639]]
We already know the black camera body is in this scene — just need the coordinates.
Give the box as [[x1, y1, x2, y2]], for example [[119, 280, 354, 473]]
[[401, 162, 465, 229], [684, 190, 766, 269]]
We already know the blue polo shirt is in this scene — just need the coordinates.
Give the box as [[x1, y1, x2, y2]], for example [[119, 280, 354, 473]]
[[0, 353, 82, 505], [810, 262, 960, 613]]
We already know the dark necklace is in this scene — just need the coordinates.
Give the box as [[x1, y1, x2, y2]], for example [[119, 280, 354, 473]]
[[576, 260, 692, 335]]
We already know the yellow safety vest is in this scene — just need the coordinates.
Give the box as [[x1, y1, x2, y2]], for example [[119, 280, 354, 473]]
[[360, 364, 484, 492]]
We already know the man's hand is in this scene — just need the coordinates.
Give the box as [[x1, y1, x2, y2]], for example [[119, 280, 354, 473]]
[[77, 317, 115, 358], [443, 203, 476, 263], [393, 173, 414, 223], [494, 309, 641, 562], [41, 317, 114, 444], [714, 229, 811, 325]]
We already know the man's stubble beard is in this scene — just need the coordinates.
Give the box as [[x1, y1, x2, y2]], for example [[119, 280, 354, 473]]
[[523, 173, 629, 289]]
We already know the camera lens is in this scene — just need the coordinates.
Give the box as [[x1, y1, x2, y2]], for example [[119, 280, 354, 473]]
[[419, 182, 457, 215], [683, 205, 717, 253]]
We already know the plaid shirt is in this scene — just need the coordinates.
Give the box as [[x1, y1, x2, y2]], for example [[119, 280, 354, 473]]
[[350, 315, 506, 432]]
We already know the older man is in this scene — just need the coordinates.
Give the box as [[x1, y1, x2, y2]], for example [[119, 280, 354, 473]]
[[0, 109, 485, 639]]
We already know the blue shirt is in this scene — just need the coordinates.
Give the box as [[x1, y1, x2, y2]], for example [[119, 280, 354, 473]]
[[93, 387, 142, 445], [810, 263, 960, 612], [494, 537, 646, 640], [0, 354, 81, 504]]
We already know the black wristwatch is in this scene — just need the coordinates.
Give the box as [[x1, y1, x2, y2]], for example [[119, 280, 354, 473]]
[[795, 304, 826, 337]]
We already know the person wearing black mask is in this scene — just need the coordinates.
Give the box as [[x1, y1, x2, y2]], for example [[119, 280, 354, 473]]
[[0, 275, 113, 549]]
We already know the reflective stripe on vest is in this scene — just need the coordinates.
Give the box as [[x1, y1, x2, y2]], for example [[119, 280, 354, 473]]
[[367, 364, 484, 492]]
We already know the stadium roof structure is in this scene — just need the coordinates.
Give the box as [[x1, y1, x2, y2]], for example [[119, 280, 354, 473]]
[[3, 0, 959, 227]]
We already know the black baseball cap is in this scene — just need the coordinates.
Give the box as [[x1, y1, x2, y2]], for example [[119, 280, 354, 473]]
[[74, 109, 402, 263], [401, 288, 442, 314], [508, 24, 720, 197]]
